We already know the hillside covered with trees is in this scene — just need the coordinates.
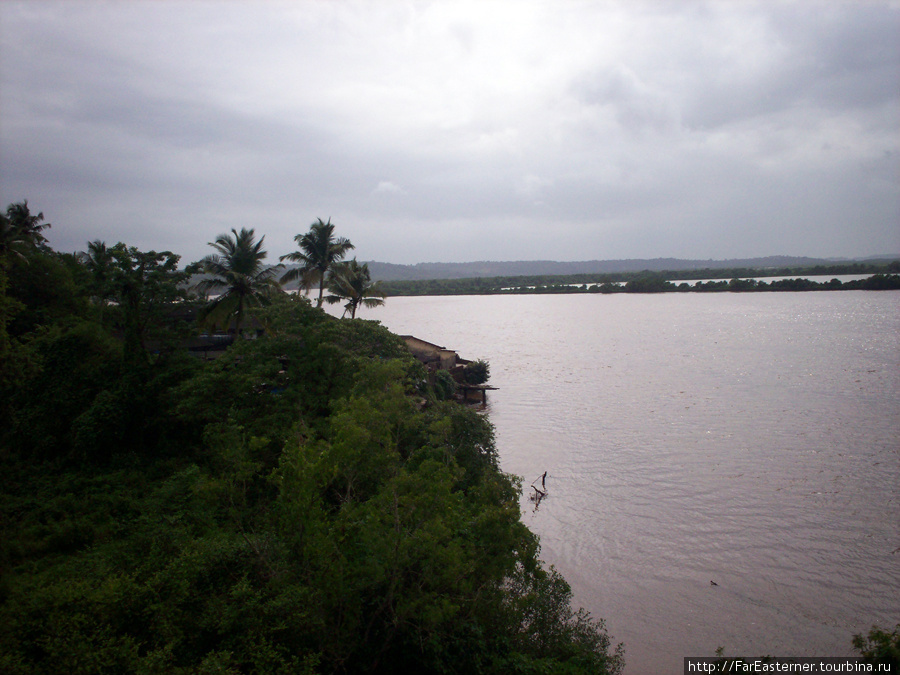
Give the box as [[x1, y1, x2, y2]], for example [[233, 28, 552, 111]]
[[0, 202, 623, 674]]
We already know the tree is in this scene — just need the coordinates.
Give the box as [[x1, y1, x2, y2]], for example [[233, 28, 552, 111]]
[[853, 624, 900, 667], [324, 258, 385, 319], [192, 228, 282, 336], [624, 273, 672, 293], [107, 244, 189, 363], [0, 213, 23, 263], [0, 200, 51, 262], [462, 358, 490, 385], [280, 218, 354, 308], [78, 240, 116, 320]]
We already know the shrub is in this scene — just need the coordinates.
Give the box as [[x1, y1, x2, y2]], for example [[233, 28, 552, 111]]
[[433, 369, 457, 400], [853, 624, 900, 667], [463, 359, 490, 385]]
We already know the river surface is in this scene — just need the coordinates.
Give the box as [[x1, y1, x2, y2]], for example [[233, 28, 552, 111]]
[[349, 292, 900, 674]]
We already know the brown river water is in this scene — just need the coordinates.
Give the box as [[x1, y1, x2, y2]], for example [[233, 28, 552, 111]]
[[346, 291, 900, 674]]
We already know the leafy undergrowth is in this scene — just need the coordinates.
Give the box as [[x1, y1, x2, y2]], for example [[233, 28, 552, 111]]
[[1, 292, 624, 674]]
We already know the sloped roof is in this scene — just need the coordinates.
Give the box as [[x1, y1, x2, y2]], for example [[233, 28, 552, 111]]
[[400, 335, 447, 351]]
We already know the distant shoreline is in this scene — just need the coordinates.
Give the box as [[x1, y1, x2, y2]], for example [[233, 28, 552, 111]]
[[378, 264, 900, 296], [365, 255, 900, 282]]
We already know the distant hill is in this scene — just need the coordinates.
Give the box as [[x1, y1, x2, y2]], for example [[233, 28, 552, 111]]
[[363, 256, 896, 282]]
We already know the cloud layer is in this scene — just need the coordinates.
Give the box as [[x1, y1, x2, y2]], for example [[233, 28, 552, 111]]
[[1, 1, 897, 264]]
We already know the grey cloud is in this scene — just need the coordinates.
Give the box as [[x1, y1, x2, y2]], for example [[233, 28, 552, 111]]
[[1, 1, 898, 264], [772, 3, 900, 108], [681, 3, 900, 130], [570, 63, 679, 133]]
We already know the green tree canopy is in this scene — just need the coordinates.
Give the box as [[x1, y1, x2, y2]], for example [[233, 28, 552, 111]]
[[105, 244, 189, 363], [77, 239, 118, 324]]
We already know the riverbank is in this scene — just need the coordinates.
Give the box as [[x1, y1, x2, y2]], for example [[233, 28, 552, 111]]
[[379, 264, 900, 296]]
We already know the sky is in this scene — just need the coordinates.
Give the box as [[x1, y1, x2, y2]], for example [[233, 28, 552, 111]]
[[1, 0, 898, 265]]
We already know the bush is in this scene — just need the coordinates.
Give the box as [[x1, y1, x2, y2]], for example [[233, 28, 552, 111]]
[[433, 369, 457, 400], [463, 359, 490, 385], [853, 624, 900, 667]]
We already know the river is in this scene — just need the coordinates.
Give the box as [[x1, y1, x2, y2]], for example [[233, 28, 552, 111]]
[[349, 291, 900, 673]]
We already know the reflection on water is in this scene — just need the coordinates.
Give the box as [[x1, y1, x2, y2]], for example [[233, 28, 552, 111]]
[[355, 292, 900, 674]]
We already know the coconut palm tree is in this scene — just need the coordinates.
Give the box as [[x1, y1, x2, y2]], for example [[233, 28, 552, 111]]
[[0, 201, 51, 262], [324, 258, 385, 319], [193, 228, 282, 336], [79, 240, 115, 320], [0, 213, 21, 263], [6, 201, 50, 246], [279, 218, 354, 308]]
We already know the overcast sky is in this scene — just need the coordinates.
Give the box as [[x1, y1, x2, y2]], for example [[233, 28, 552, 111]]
[[1, 1, 898, 265]]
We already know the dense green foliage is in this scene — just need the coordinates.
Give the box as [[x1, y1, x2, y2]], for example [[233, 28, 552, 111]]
[[463, 359, 491, 386], [853, 624, 900, 667], [0, 203, 623, 674], [379, 261, 900, 296]]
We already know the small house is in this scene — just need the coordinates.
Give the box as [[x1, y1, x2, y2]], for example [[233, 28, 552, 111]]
[[401, 335, 495, 404], [400, 335, 470, 373]]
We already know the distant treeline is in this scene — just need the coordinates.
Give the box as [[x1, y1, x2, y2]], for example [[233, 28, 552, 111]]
[[380, 261, 900, 296], [366, 255, 900, 281]]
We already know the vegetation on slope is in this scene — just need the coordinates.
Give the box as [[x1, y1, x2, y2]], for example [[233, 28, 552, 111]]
[[0, 202, 623, 674]]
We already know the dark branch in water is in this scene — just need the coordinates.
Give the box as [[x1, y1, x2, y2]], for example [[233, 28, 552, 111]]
[[529, 473, 548, 511]]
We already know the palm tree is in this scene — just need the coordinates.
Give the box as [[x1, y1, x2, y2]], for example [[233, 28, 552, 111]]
[[193, 228, 282, 336], [0, 213, 22, 263], [79, 240, 115, 320], [0, 200, 51, 262], [324, 258, 385, 319], [280, 218, 354, 308], [6, 201, 50, 246]]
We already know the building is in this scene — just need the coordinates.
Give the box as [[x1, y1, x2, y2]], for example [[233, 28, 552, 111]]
[[401, 335, 496, 404], [400, 335, 469, 373]]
